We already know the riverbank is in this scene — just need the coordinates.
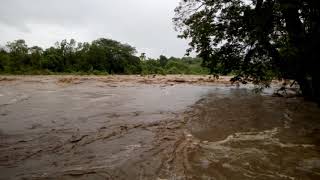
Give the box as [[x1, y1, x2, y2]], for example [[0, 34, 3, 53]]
[[0, 75, 233, 86]]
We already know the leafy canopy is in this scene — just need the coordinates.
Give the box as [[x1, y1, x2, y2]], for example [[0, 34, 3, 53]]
[[174, 0, 320, 101]]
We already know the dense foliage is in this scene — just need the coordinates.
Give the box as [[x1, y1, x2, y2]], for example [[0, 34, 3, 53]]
[[0, 38, 208, 75], [174, 0, 320, 102]]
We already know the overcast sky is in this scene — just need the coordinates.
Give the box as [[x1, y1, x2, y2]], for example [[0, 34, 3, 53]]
[[0, 0, 190, 58]]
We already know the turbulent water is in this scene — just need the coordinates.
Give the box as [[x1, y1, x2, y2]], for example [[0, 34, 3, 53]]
[[0, 77, 319, 180], [186, 88, 320, 180]]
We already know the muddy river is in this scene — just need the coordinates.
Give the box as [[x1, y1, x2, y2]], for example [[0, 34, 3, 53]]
[[0, 76, 320, 180]]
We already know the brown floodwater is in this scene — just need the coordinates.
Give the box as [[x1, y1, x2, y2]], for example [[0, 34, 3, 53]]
[[0, 76, 319, 180], [186, 88, 320, 180]]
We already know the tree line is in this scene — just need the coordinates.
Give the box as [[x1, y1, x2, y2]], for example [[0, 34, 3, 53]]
[[0, 38, 208, 75]]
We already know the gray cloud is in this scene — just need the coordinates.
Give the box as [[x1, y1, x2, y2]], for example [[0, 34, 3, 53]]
[[0, 0, 189, 58]]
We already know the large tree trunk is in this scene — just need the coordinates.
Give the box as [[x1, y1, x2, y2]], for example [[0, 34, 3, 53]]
[[279, 1, 319, 102], [312, 76, 320, 104], [297, 76, 312, 98], [297, 74, 320, 104]]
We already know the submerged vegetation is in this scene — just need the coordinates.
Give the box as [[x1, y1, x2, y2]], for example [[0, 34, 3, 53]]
[[0, 38, 209, 75]]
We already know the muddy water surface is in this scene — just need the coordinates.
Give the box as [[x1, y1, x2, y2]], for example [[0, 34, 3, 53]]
[[186, 88, 320, 180], [0, 77, 320, 180]]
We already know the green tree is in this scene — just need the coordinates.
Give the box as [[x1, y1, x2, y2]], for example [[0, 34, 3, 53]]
[[174, 0, 320, 103], [0, 48, 10, 72], [159, 55, 168, 67], [89, 38, 140, 74], [165, 60, 190, 74], [141, 59, 160, 74], [29, 46, 43, 69], [74, 42, 91, 71], [6, 39, 29, 71], [42, 47, 64, 72]]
